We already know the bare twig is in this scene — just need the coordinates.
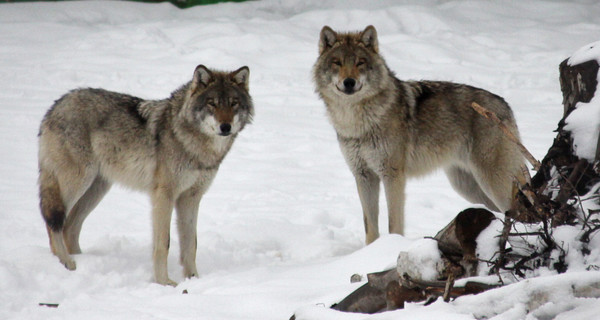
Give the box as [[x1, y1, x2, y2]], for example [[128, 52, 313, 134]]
[[492, 216, 514, 283], [555, 159, 588, 204], [508, 232, 545, 237], [471, 102, 541, 171], [580, 224, 600, 244], [443, 274, 455, 302], [583, 209, 600, 229]]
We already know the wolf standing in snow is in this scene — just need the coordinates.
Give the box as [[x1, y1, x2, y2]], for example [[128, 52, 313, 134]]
[[38, 65, 254, 285], [313, 25, 526, 244]]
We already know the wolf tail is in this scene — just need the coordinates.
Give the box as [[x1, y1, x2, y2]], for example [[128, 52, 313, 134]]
[[39, 169, 76, 270], [39, 169, 66, 232]]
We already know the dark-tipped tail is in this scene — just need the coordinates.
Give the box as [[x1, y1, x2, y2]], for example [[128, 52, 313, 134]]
[[39, 170, 65, 232], [39, 169, 76, 270]]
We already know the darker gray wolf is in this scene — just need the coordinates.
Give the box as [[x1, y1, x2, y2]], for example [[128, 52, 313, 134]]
[[313, 25, 525, 244], [38, 65, 254, 285]]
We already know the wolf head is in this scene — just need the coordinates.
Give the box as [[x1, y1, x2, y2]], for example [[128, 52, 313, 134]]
[[313, 25, 391, 99], [184, 65, 254, 137]]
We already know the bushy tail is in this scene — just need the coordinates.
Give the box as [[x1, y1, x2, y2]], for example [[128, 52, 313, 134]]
[[39, 169, 76, 270], [39, 169, 65, 232]]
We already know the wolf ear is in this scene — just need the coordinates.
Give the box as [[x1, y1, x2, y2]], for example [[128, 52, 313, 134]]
[[319, 26, 338, 54], [360, 25, 378, 53], [192, 64, 213, 92], [231, 66, 250, 91]]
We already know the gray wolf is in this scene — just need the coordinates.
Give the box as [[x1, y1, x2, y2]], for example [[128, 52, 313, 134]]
[[38, 65, 254, 285], [313, 25, 525, 244]]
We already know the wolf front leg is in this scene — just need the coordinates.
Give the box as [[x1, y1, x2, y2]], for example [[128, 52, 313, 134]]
[[175, 184, 203, 279], [151, 185, 177, 286], [354, 168, 381, 244], [383, 175, 406, 236]]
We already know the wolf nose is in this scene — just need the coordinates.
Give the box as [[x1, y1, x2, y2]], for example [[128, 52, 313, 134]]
[[343, 78, 356, 89], [219, 123, 232, 136]]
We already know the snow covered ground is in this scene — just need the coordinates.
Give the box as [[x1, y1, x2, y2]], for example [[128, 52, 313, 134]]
[[1, 0, 600, 319]]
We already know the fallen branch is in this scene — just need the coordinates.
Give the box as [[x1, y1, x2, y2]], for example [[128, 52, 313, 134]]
[[327, 269, 503, 315], [471, 102, 541, 171], [330, 282, 387, 313]]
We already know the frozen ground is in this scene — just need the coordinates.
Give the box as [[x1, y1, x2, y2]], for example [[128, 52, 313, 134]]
[[1, 1, 600, 319]]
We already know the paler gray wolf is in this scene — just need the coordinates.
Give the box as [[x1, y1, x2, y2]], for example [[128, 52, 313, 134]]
[[38, 65, 254, 285], [313, 25, 526, 244]]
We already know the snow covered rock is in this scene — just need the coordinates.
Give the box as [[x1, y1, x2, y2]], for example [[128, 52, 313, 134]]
[[396, 238, 445, 285]]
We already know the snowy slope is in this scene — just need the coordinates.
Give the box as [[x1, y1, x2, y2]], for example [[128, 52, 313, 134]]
[[1, 1, 600, 319]]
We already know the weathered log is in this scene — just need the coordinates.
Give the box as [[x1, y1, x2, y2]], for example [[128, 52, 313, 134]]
[[384, 280, 426, 310], [366, 268, 399, 290], [558, 59, 598, 117], [530, 59, 599, 205], [493, 54, 600, 277], [501, 57, 600, 229], [330, 269, 401, 313], [329, 271, 501, 314], [330, 282, 387, 313]]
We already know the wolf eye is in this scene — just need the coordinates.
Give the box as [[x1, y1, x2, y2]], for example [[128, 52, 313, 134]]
[[331, 58, 342, 66], [231, 99, 239, 107], [357, 58, 367, 67], [206, 98, 216, 107]]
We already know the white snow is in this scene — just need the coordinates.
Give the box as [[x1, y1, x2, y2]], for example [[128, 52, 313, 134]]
[[568, 41, 600, 66], [564, 90, 600, 162], [2, 0, 600, 319], [475, 217, 503, 276]]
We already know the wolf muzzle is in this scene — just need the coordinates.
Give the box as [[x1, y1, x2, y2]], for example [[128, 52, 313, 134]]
[[219, 123, 232, 136], [338, 77, 361, 95]]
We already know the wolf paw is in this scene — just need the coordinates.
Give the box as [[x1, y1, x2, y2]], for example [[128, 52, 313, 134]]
[[62, 259, 76, 271], [156, 277, 178, 287]]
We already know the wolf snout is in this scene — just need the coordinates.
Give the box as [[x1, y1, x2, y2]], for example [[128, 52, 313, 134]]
[[339, 77, 361, 94], [219, 123, 232, 136], [344, 78, 356, 89]]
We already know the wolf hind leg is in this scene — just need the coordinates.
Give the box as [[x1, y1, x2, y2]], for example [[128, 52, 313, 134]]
[[63, 176, 112, 254], [39, 169, 76, 270], [444, 166, 501, 212], [472, 161, 522, 213]]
